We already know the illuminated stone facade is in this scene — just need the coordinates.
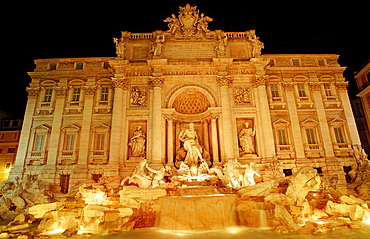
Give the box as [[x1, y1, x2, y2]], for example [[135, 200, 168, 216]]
[[10, 4, 361, 193]]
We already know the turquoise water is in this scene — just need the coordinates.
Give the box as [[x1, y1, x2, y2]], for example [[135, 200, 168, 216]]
[[89, 224, 370, 239]]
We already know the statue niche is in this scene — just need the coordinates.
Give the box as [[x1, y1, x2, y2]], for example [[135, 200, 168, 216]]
[[128, 124, 146, 158], [238, 121, 256, 156]]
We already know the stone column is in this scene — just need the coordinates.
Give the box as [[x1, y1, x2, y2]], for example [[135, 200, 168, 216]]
[[148, 77, 164, 164], [78, 85, 96, 165], [202, 119, 210, 152], [254, 76, 275, 158], [10, 87, 39, 179], [46, 86, 67, 182], [165, 115, 174, 166], [310, 83, 334, 157], [175, 121, 181, 154], [217, 77, 235, 161], [283, 82, 305, 159], [209, 114, 220, 164], [106, 78, 129, 177], [337, 82, 361, 146]]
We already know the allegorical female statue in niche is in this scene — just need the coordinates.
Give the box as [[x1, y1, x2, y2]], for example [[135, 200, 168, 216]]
[[238, 122, 256, 155], [128, 125, 146, 157]]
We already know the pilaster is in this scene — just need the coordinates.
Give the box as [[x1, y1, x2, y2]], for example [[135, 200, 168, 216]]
[[46, 85, 67, 182], [9, 87, 39, 179], [148, 77, 164, 164], [78, 84, 96, 166], [217, 76, 235, 161], [337, 82, 361, 146], [253, 75, 275, 159], [106, 77, 129, 177], [283, 82, 305, 159], [310, 82, 335, 157]]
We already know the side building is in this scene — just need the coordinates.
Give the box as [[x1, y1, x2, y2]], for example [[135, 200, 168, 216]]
[[0, 112, 22, 185]]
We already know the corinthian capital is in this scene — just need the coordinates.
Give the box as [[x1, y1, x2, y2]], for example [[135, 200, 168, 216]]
[[83, 86, 97, 95], [54, 86, 68, 96], [26, 87, 40, 97], [309, 82, 321, 91], [112, 77, 129, 89], [148, 77, 164, 89], [335, 82, 348, 92], [253, 75, 267, 87], [217, 76, 233, 87]]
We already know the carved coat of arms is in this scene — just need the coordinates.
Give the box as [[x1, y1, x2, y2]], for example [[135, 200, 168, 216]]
[[164, 4, 213, 36]]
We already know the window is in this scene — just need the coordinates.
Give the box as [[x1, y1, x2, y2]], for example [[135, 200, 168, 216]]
[[60, 174, 70, 194], [34, 134, 45, 151], [318, 59, 326, 66], [283, 169, 292, 176], [100, 87, 109, 101], [103, 62, 110, 69], [92, 174, 102, 183], [297, 83, 307, 97], [277, 129, 288, 145], [0, 149, 2, 154], [305, 128, 317, 144], [0, 133, 5, 140], [270, 84, 279, 97], [71, 87, 81, 102], [95, 133, 105, 150], [13, 132, 18, 139], [314, 167, 323, 174], [268, 59, 275, 66], [5, 162, 11, 172], [64, 134, 76, 151], [43, 88, 53, 102], [7, 148, 15, 153], [323, 83, 332, 96], [75, 63, 84, 69], [49, 64, 57, 70], [11, 120, 19, 127], [292, 59, 300, 66], [3, 120, 10, 127], [334, 127, 345, 143]]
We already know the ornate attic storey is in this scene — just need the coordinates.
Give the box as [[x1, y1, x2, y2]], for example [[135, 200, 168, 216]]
[[9, 4, 361, 195]]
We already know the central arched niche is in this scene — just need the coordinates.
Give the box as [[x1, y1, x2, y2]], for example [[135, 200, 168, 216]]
[[172, 89, 210, 114], [165, 84, 218, 111]]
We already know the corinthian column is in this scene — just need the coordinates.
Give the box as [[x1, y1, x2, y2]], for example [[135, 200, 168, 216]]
[[106, 77, 129, 177], [217, 77, 235, 161], [148, 77, 164, 164]]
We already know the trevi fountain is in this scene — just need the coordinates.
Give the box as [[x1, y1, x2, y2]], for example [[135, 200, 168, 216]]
[[1, 3, 370, 239]]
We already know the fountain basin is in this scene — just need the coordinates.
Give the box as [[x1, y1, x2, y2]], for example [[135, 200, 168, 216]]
[[155, 194, 237, 230]]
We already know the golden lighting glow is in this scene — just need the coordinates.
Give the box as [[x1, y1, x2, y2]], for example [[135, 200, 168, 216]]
[[41, 229, 65, 235], [83, 190, 106, 205]]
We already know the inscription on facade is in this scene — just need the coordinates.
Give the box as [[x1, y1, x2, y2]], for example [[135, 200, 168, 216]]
[[163, 43, 216, 58]]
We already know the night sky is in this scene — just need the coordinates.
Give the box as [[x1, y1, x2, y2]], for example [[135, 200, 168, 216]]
[[1, 0, 369, 117]]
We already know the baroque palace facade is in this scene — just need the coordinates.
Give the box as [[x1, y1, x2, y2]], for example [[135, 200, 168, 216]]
[[10, 4, 361, 193]]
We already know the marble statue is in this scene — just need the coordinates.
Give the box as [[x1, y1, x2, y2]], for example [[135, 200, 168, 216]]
[[178, 123, 204, 166], [215, 35, 228, 56], [242, 163, 260, 186], [113, 38, 126, 58], [238, 122, 256, 154], [164, 14, 181, 34], [196, 13, 213, 33], [151, 34, 165, 57], [128, 125, 146, 157], [249, 32, 264, 57]]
